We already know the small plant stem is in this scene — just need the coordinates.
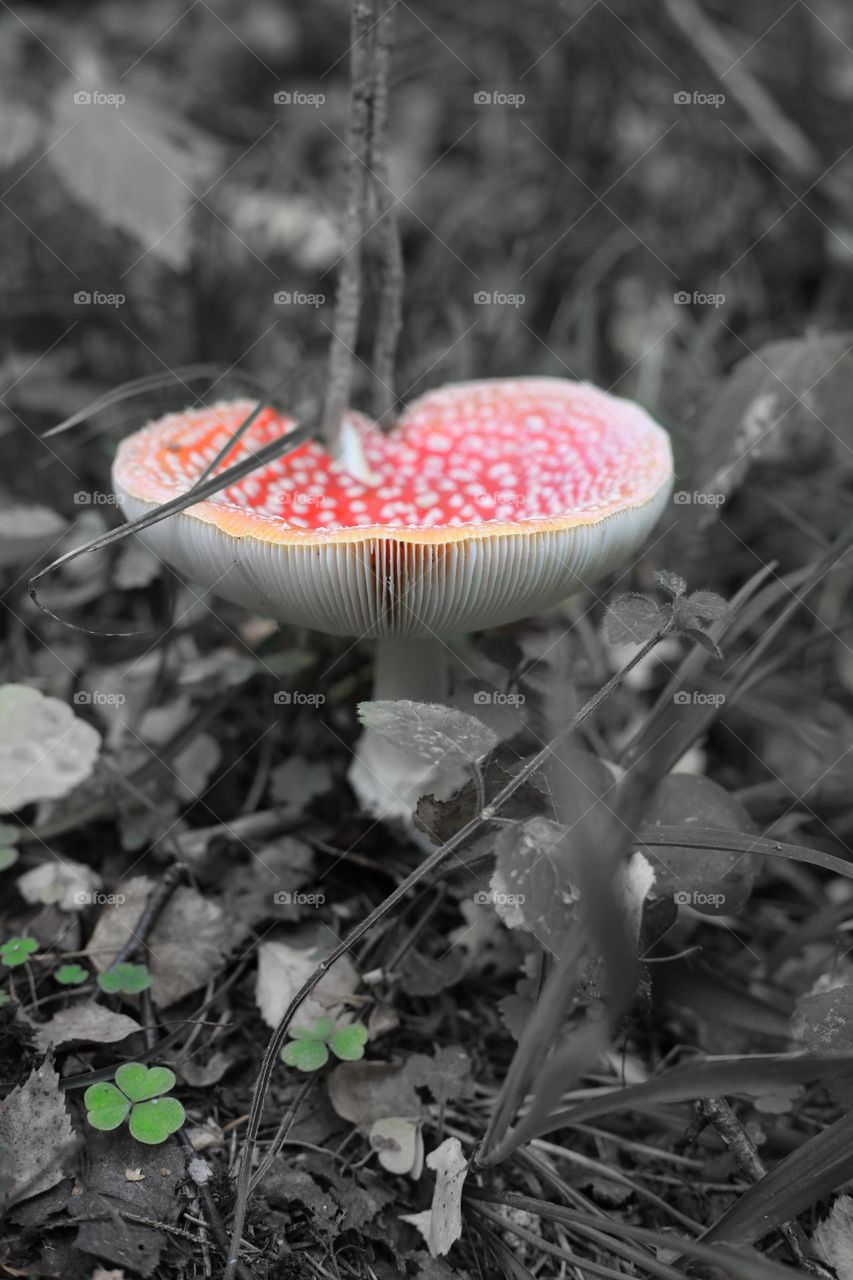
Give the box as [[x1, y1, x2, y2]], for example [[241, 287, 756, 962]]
[[249, 1075, 315, 1195], [23, 960, 38, 1009], [224, 623, 674, 1276]]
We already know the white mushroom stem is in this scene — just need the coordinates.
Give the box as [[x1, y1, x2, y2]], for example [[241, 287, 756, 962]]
[[348, 636, 467, 828]]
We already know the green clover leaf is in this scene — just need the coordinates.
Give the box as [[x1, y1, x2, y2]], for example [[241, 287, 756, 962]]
[[115, 1063, 176, 1101], [97, 962, 151, 995], [328, 1024, 368, 1061], [0, 848, 19, 872], [84, 1081, 132, 1131], [128, 1096, 186, 1144], [280, 1019, 367, 1073], [84, 1063, 183, 1145], [55, 963, 88, 986], [0, 937, 39, 968]]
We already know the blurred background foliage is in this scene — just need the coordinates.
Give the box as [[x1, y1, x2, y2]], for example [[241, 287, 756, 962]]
[[4, 0, 853, 508]]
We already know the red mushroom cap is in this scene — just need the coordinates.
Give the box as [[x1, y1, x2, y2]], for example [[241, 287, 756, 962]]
[[112, 378, 673, 636]]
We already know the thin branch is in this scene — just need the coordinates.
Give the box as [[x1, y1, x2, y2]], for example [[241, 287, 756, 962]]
[[368, 3, 404, 424], [321, 0, 377, 447]]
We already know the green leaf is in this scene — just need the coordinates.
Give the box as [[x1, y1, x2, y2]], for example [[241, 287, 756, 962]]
[[642, 774, 758, 914], [0, 937, 39, 968], [356, 701, 498, 770], [291, 1017, 334, 1041], [604, 594, 663, 645], [328, 1024, 368, 1062], [128, 1096, 185, 1144], [97, 962, 151, 995], [54, 963, 88, 986], [84, 1081, 131, 1131], [655, 569, 687, 599], [115, 1063, 176, 1102], [0, 848, 19, 872], [0, 824, 20, 846], [281, 1038, 330, 1072], [686, 589, 732, 624]]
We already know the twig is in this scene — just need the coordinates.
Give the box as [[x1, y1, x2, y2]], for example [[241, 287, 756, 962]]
[[111, 863, 187, 968], [697, 1097, 820, 1272], [321, 0, 377, 447], [368, 2, 403, 424]]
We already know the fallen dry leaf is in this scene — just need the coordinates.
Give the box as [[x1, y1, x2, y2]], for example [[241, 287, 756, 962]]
[[255, 933, 359, 1032], [32, 1005, 141, 1052], [0, 1060, 75, 1206], [328, 1061, 420, 1130], [87, 876, 232, 1007]]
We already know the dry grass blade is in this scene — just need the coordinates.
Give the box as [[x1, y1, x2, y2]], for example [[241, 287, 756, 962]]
[[636, 825, 853, 880], [530, 1053, 853, 1137], [471, 1191, 813, 1280], [27, 410, 313, 636], [42, 364, 269, 439]]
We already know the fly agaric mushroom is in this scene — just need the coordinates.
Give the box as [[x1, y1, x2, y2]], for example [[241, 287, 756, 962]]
[[112, 379, 673, 823]]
